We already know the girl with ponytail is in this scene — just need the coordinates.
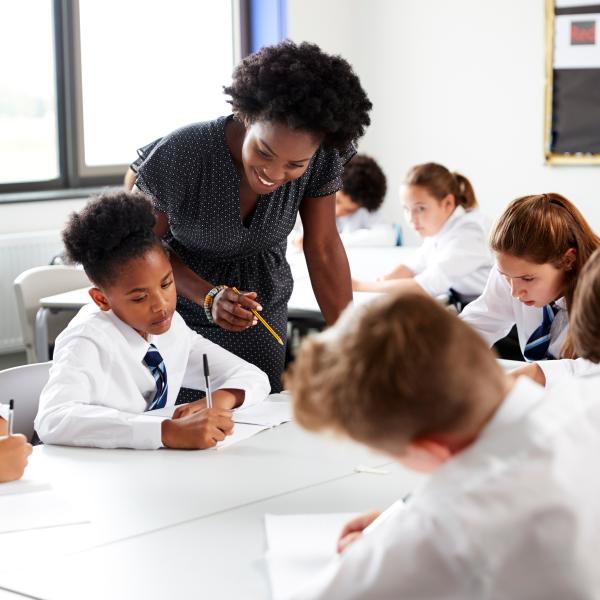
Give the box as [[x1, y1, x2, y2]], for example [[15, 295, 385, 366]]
[[353, 162, 492, 298], [461, 193, 600, 386]]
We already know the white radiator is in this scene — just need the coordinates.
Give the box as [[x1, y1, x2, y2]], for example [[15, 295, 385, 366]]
[[0, 230, 64, 353]]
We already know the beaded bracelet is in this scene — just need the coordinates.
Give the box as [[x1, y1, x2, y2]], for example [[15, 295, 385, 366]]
[[203, 285, 228, 324]]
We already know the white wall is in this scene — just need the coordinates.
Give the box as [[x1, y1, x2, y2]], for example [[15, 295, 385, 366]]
[[0, 198, 87, 235], [289, 0, 600, 245]]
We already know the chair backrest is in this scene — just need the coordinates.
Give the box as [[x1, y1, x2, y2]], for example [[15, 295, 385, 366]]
[[0, 362, 51, 442], [13, 265, 90, 363]]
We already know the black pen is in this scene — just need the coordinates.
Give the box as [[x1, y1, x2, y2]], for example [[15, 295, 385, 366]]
[[203, 354, 213, 409], [8, 399, 14, 436]]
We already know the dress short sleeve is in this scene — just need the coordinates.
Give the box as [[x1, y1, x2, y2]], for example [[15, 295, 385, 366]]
[[132, 125, 207, 216], [304, 143, 356, 198]]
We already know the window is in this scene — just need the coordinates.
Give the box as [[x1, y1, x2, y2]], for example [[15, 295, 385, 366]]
[[77, 0, 236, 172], [0, 2, 59, 186], [1, 0, 245, 196]]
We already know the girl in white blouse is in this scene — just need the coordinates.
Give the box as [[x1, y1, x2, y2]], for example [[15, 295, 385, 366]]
[[461, 192, 600, 387], [352, 162, 492, 297]]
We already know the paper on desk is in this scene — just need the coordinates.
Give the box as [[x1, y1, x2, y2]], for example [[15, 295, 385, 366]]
[[0, 483, 89, 534], [215, 422, 269, 450], [264, 513, 356, 600], [233, 395, 292, 426]]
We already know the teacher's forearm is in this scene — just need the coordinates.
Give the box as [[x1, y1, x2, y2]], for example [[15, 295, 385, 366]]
[[305, 239, 352, 325], [169, 251, 213, 305]]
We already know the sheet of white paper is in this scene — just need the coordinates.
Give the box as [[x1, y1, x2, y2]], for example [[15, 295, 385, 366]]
[[0, 478, 52, 497], [0, 489, 89, 534], [233, 397, 292, 426], [264, 513, 356, 600], [215, 423, 268, 450]]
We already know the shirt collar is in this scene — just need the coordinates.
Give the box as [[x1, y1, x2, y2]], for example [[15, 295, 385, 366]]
[[104, 309, 154, 363], [430, 205, 466, 242], [554, 296, 567, 311]]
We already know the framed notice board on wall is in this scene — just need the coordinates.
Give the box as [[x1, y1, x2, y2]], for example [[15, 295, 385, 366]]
[[545, 0, 600, 164]]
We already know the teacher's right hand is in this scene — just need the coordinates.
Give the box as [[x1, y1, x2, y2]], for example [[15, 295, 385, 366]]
[[212, 288, 260, 332]]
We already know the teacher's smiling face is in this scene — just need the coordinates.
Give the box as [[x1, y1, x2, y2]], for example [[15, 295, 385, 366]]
[[241, 120, 321, 195]]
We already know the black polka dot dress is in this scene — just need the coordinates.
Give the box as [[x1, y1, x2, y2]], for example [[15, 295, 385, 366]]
[[133, 116, 354, 392]]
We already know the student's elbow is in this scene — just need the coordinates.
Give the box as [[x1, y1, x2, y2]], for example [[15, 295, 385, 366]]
[[34, 402, 71, 446]]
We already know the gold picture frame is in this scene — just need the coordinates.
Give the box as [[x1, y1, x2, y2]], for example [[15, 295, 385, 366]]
[[544, 0, 600, 164]]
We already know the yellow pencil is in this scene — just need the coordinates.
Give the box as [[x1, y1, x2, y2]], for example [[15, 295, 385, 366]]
[[231, 287, 284, 346]]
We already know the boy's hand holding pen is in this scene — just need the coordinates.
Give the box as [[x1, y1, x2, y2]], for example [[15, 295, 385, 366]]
[[0, 400, 33, 483]]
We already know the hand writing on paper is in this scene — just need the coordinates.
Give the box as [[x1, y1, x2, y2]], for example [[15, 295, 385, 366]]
[[162, 408, 234, 449], [337, 510, 381, 554], [0, 434, 33, 483]]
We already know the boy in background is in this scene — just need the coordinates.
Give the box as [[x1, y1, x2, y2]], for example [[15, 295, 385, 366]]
[[292, 155, 393, 248], [286, 288, 600, 599]]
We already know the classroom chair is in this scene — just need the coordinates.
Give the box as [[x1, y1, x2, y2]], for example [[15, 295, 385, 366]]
[[14, 265, 90, 363], [0, 362, 51, 442]]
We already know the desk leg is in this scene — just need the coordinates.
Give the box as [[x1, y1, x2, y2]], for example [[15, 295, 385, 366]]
[[35, 307, 51, 363]]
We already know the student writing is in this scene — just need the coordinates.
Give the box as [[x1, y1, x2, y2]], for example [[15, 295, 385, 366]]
[[461, 192, 600, 386], [286, 290, 600, 599], [35, 192, 270, 450]]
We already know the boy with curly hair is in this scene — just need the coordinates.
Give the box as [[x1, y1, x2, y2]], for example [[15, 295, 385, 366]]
[[35, 192, 270, 450], [286, 290, 600, 599], [335, 154, 387, 234]]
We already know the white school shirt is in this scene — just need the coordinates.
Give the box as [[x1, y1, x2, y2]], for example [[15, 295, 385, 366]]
[[402, 206, 492, 296], [336, 207, 381, 234], [0, 404, 7, 421], [291, 375, 600, 600], [35, 304, 270, 449], [460, 267, 600, 386]]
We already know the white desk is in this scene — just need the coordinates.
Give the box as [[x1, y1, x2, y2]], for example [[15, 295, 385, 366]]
[[35, 247, 414, 361], [0, 420, 423, 600]]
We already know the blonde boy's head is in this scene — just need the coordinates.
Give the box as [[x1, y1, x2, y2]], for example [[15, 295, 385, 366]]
[[287, 292, 506, 454], [571, 248, 600, 363]]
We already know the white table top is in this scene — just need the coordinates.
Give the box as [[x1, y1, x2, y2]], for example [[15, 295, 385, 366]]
[[0, 420, 423, 600]]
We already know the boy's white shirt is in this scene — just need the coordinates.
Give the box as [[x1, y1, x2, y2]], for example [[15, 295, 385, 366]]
[[0, 404, 7, 421], [35, 304, 270, 449], [290, 375, 600, 600], [402, 206, 492, 296], [460, 267, 600, 386], [336, 207, 381, 234]]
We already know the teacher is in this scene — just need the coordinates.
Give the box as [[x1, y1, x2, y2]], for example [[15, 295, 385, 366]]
[[127, 41, 372, 392]]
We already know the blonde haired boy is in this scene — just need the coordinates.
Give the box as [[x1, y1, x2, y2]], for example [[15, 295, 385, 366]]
[[287, 291, 600, 599]]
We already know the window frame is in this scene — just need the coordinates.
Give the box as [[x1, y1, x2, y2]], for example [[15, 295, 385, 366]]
[[0, 0, 252, 201]]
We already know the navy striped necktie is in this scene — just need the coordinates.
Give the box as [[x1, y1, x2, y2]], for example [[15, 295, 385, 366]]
[[143, 343, 168, 411], [523, 303, 560, 361]]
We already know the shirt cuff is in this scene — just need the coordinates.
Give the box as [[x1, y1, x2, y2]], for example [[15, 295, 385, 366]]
[[0, 404, 8, 421], [130, 415, 168, 449]]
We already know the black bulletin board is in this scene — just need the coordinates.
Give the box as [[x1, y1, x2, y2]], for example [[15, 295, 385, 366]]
[[545, 0, 600, 163]]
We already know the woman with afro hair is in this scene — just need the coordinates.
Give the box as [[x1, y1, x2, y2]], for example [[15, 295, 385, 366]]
[[127, 41, 372, 392]]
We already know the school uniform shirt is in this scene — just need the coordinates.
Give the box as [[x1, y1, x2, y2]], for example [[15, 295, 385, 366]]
[[336, 207, 382, 234], [401, 206, 492, 297], [0, 404, 7, 420], [35, 304, 270, 450], [290, 375, 600, 600], [460, 267, 600, 387]]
